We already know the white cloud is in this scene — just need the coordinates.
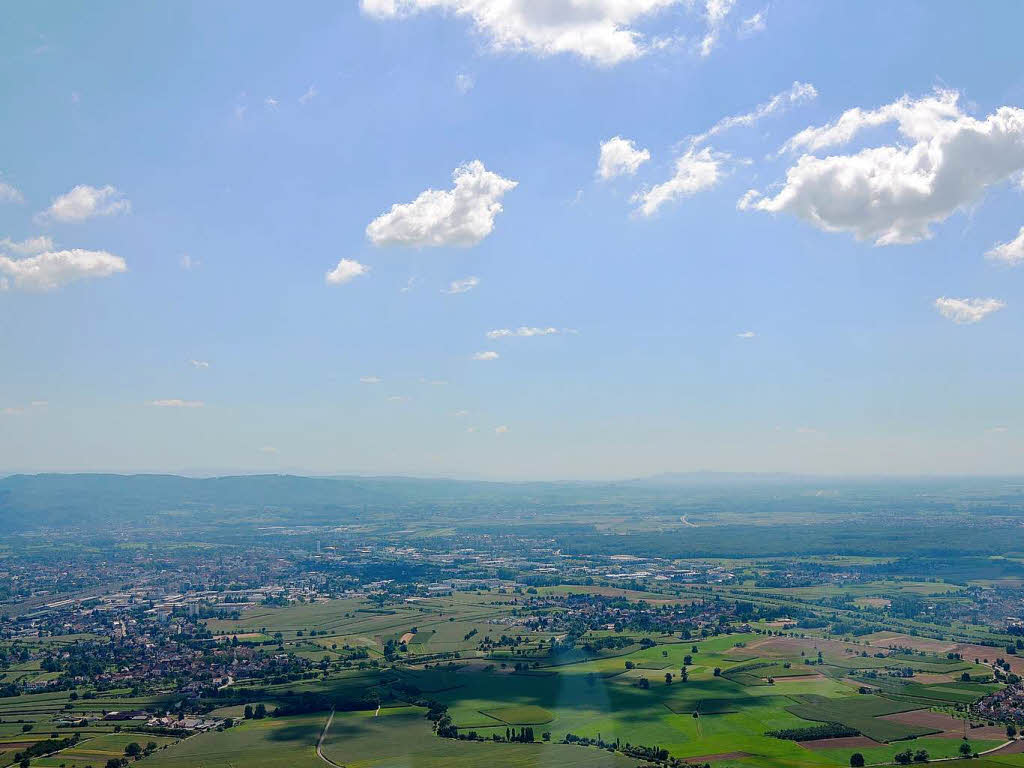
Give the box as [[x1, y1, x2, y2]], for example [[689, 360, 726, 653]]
[[325, 258, 369, 285], [495, 424, 509, 434], [264, 97, 279, 109], [149, 399, 204, 408], [486, 326, 567, 339], [690, 81, 817, 147], [0, 248, 126, 291], [39, 184, 130, 223], [755, 90, 1024, 245], [360, 376, 383, 384], [455, 73, 475, 93], [299, 85, 318, 105], [986, 226, 1024, 265], [444, 276, 479, 294], [738, 8, 766, 37], [737, 330, 756, 338], [698, 0, 735, 57], [0, 236, 53, 255], [736, 189, 760, 210], [934, 297, 1005, 324], [633, 147, 725, 216], [0, 178, 23, 204], [400, 276, 419, 293], [259, 445, 279, 454], [190, 360, 210, 369], [361, 0, 687, 66], [367, 161, 517, 247], [454, 409, 470, 417], [987, 426, 1009, 434], [473, 350, 499, 360], [597, 136, 651, 180]]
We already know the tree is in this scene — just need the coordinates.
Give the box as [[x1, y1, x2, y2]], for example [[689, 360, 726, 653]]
[[243, 705, 254, 719], [913, 749, 929, 762], [680, 668, 688, 683], [713, 667, 722, 677], [124, 742, 141, 757], [683, 655, 693, 665], [850, 753, 865, 767], [254, 703, 267, 719], [1008, 724, 1018, 739], [959, 742, 973, 757], [664, 672, 673, 685], [893, 748, 913, 765]]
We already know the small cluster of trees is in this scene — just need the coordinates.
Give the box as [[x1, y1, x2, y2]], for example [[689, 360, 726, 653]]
[[505, 726, 535, 742], [892, 747, 931, 763], [243, 703, 267, 719]]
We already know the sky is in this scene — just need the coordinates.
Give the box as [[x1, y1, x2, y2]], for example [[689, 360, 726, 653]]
[[2, 1, 1024, 479]]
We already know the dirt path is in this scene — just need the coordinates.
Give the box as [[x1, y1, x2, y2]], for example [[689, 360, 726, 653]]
[[316, 708, 345, 768]]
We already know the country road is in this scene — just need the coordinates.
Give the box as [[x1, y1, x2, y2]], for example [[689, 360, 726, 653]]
[[316, 708, 345, 768]]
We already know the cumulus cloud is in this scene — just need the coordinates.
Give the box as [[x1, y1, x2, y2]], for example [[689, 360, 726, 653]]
[[444, 276, 479, 294], [753, 90, 1024, 245], [486, 326, 568, 339], [180, 253, 199, 271], [633, 147, 725, 216], [738, 8, 766, 37], [38, 184, 130, 223], [0, 248, 126, 291], [455, 73, 475, 93], [598, 136, 651, 180], [325, 258, 369, 285], [360, 376, 383, 384], [299, 85, 318, 105], [190, 360, 210, 369], [986, 226, 1024, 265], [0, 178, 23, 204], [633, 82, 815, 217], [361, 0, 687, 66], [737, 330, 756, 338], [0, 236, 53, 255], [473, 350, 499, 360], [367, 161, 516, 247], [934, 297, 1005, 324], [149, 399, 204, 408]]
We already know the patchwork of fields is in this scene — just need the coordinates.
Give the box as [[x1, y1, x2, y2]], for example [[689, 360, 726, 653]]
[[3, 587, 1018, 768]]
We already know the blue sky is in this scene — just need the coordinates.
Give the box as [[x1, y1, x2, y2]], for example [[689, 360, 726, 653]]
[[2, 1, 1023, 479]]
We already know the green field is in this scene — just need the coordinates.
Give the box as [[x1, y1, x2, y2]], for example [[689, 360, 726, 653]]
[[786, 693, 935, 742]]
